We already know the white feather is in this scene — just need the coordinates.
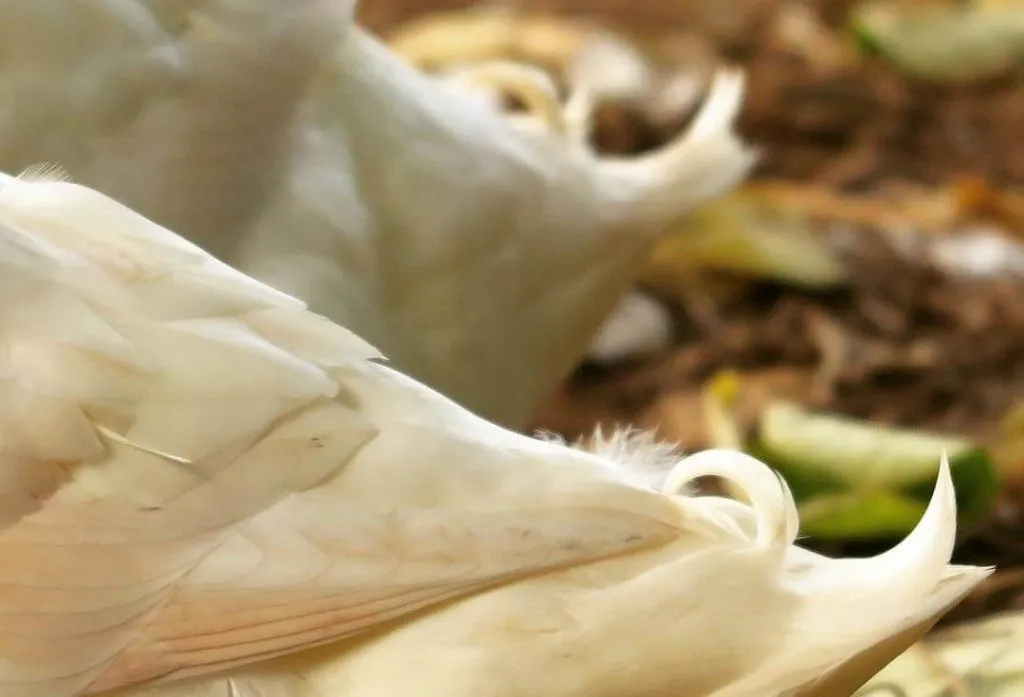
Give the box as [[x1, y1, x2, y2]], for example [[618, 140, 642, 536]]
[[0, 1, 753, 427]]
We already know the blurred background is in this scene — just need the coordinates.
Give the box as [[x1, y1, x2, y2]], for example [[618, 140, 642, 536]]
[[365, 1, 1024, 691]]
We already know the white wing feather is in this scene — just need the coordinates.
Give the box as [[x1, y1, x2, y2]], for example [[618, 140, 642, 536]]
[[0, 173, 685, 697]]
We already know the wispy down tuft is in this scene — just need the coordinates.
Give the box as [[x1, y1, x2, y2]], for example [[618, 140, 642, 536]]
[[537, 426, 685, 492]]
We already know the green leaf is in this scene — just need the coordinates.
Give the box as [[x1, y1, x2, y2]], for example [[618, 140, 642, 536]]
[[796, 491, 929, 539], [850, 1, 1024, 82], [753, 402, 1000, 540]]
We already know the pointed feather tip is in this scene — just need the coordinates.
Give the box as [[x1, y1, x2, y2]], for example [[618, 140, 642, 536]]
[[687, 69, 747, 141], [798, 453, 990, 693], [705, 453, 990, 697], [907, 449, 994, 581], [788, 450, 977, 599], [840, 449, 990, 610], [597, 67, 758, 225], [868, 449, 961, 582]]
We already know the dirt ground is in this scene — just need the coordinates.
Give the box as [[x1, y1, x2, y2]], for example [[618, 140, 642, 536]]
[[364, 0, 1024, 617]]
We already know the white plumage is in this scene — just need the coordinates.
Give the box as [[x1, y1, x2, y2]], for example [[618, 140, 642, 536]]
[[0, 172, 989, 697], [0, 0, 753, 426]]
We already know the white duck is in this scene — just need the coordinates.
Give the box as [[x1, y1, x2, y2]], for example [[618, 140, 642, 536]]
[[0, 171, 987, 697]]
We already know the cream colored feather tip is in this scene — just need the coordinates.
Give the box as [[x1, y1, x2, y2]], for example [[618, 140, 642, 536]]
[[302, 451, 990, 697], [0, 173, 989, 697]]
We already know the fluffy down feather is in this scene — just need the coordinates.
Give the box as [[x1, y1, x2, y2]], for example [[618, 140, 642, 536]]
[[0, 173, 990, 697], [0, 0, 753, 427]]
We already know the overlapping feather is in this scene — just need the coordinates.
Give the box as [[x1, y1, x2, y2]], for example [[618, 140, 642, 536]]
[[0, 172, 687, 697], [0, 172, 991, 697], [0, 0, 752, 427]]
